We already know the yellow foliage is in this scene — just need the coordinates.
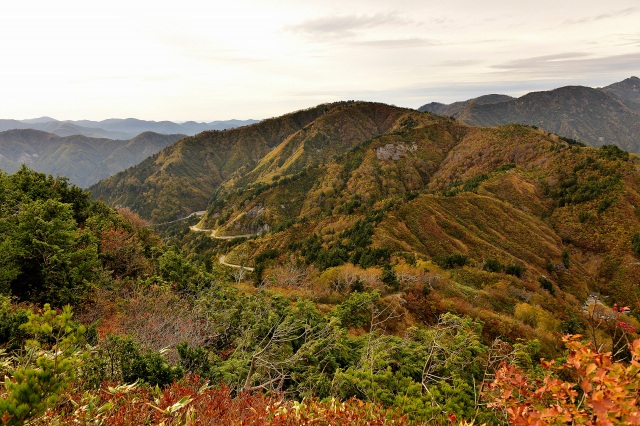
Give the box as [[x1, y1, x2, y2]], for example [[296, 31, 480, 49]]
[[514, 302, 560, 332]]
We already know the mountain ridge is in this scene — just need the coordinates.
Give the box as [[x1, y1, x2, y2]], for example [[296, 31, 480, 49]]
[[0, 117, 259, 140], [0, 129, 186, 187], [418, 76, 640, 152]]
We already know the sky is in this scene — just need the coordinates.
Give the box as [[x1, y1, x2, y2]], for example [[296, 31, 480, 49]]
[[1, 0, 639, 121]]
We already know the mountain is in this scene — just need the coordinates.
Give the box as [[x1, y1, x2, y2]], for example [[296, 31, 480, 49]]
[[20, 116, 58, 124], [419, 94, 514, 117], [71, 118, 259, 138], [0, 119, 130, 139], [418, 77, 640, 153], [24, 101, 640, 420], [601, 76, 640, 111], [90, 101, 415, 222], [0, 129, 185, 187], [0, 118, 259, 140], [91, 101, 640, 317]]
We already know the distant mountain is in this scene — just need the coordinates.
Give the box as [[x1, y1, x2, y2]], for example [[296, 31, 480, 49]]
[[0, 120, 131, 139], [418, 77, 640, 152], [20, 116, 58, 124], [0, 118, 259, 140], [70, 118, 259, 138], [0, 129, 185, 187], [419, 94, 514, 118]]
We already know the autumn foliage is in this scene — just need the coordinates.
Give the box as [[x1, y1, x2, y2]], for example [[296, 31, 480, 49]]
[[42, 375, 407, 425], [487, 336, 640, 425]]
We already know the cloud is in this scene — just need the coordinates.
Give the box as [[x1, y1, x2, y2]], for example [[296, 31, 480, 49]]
[[561, 7, 637, 26], [287, 13, 415, 38], [615, 32, 640, 47], [436, 59, 483, 67], [492, 52, 592, 70], [350, 38, 438, 49], [491, 52, 640, 77]]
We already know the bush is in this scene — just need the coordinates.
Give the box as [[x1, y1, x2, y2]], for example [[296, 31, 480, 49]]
[[599, 144, 629, 161], [482, 258, 503, 273], [504, 263, 526, 278], [434, 253, 468, 269], [0, 304, 86, 425], [562, 249, 570, 269], [488, 336, 640, 424], [381, 265, 399, 290], [633, 233, 640, 257], [538, 277, 555, 295], [101, 336, 183, 387]]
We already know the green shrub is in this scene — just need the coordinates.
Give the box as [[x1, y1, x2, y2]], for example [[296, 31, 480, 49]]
[[562, 249, 570, 269], [102, 336, 183, 387], [538, 277, 555, 295], [0, 304, 86, 425], [633, 233, 640, 257], [434, 253, 468, 269], [381, 265, 399, 290], [504, 263, 526, 278], [483, 258, 503, 273], [599, 144, 629, 161]]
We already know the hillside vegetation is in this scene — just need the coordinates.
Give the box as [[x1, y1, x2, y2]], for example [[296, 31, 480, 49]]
[[91, 101, 640, 316], [14, 98, 640, 423], [1, 156, 639, 423], [91, 102, 415, 222]]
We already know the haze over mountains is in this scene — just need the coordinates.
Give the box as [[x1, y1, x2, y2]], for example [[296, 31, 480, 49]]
[[0, 117, 259, 187], [419, 77, 640, 153], [0, 117, 259, 140], [0, 130, 186, 187]]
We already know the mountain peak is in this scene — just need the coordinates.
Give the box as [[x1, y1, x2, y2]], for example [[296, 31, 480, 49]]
[[21, 116, 58, 124], [601, 76, 640, 111]]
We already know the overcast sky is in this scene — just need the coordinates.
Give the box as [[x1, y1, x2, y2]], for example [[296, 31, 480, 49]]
[[2, 0, 639, 121]]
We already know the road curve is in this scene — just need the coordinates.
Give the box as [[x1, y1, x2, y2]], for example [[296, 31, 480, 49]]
[[219, 255, 255, 272], [189, 225, 256, 271]]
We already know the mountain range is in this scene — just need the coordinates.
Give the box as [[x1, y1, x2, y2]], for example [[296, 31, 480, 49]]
[[0, 117, 259, 140], [90, 100, 640, 331], [419, 77, 640, 153], [0, 117, 259, 187], [84, 76, 640, 298], [2, 92, 638, 420], [0, 129, 185, 187]]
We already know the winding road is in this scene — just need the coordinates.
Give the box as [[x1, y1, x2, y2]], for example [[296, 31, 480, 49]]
[[189, 225, 257, 240], [219, 255, 255, 271], [190, 224, 257, 271]]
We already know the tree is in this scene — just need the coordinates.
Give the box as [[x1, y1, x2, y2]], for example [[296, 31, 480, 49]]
[[8, 199, 98, 305], [0, 304, 86, 425]]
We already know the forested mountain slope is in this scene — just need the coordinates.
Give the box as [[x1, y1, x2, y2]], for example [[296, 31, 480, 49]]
[[193, 114, 640, 311], [91, 101, 640, 318], [91, 102, 418, 222]]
